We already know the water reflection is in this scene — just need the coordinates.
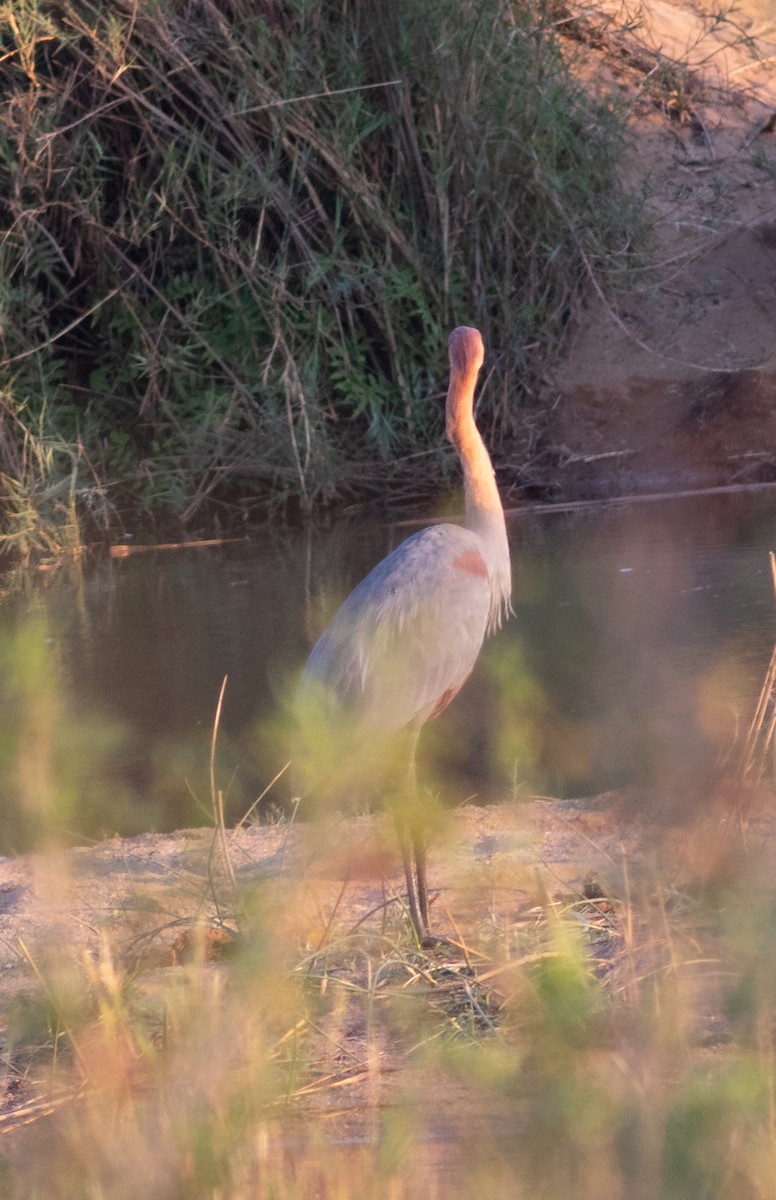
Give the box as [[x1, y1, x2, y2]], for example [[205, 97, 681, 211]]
[[0, 493, 775, 850], [511, 498, 776, 800]]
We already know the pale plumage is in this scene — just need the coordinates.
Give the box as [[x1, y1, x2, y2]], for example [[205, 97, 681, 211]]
[[298, 327, 511, 940], [304, 523, 492, 733]]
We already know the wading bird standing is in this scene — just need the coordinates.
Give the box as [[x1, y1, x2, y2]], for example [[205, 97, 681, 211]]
[[298, 327, 511, 939]]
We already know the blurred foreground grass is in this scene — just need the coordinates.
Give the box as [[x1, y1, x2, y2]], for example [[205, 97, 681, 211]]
[[2, 774, 776, 1196]]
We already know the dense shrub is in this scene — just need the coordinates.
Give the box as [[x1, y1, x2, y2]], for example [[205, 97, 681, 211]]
[[0, 0, 635, 544]]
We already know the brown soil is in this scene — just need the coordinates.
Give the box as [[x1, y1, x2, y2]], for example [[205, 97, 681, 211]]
[[0, 790, 772, 996], [535, 0, 776, 500], [0, 801, 620, 991], [0, 799, 643, 1137], [2, 787, 775, 1142]]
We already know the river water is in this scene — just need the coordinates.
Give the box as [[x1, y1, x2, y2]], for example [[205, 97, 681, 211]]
[[1, 491, 775, 852]]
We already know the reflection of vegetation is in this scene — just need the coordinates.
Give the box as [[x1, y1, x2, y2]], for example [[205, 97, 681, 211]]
[[0, 0, 638, 550], [0, 619, 132, 851], [0, 615, 223, 851]]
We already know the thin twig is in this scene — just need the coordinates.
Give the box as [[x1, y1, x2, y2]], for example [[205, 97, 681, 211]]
[[110, 537, 247, 557], [210, 676, 237, 892], [233, 761, 292, 831], [237, 79, 401, 115]]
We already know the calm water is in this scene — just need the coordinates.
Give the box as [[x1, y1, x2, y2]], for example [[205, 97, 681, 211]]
[[1, 492, 775, 850]]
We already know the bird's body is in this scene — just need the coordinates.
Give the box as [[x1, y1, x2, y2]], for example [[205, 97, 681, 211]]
[[304, 523, 494, 734], [298, 327, 511, 939]]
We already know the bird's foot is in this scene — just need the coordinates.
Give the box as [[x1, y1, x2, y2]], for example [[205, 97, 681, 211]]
[[411, 926, 458, 952], [421, 933, 454, 951]]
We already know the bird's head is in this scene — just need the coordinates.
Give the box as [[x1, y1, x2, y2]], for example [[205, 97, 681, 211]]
[[446, 327, 484, 442], [448, 326, 484, 377]]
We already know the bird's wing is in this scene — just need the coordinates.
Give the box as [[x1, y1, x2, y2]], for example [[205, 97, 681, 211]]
[[300, 524, 491, 734]]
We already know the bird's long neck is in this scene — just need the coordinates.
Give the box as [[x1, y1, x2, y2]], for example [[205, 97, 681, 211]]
[[446, 347, 512, 631]]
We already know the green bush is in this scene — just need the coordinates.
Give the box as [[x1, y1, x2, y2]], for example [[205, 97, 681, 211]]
[[0, 0, 637, 544]]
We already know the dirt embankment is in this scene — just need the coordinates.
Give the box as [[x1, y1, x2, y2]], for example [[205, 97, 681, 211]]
[[535, 0, 776, 501]]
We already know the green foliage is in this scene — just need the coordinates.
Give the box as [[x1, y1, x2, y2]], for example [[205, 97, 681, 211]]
[[662, 1060, 769, 1200], [0, 617, 138, 850], [0, 0, 638, 535]]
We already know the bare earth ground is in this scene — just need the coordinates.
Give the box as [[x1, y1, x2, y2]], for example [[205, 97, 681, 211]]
[[2, 788, 776, 1137], [0, 800, 658, 1137], [3, 0, 776, 1143], [536, 0, 776, 499], [2, 794, 775, 984], [0, 800, 644, 995]]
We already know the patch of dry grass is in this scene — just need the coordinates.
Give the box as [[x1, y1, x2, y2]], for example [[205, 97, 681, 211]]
[[2, 792, 776, 1199]]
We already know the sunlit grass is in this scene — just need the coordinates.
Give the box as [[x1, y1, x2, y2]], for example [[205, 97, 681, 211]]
[[3, 800, 776, 1198]]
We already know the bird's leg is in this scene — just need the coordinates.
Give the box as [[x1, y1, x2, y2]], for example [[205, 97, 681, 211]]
[[412, 825, 429, 932], [390, 726, 425, 939], [404, 727, 430, 933], [398, 824, 424, 939], [398, 726, 431, 939]]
